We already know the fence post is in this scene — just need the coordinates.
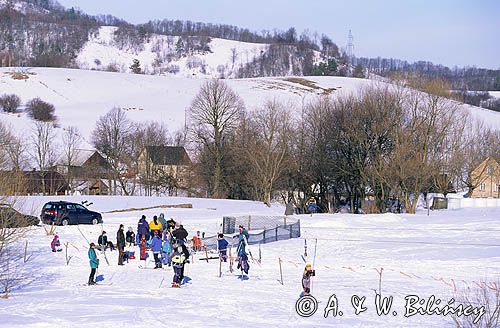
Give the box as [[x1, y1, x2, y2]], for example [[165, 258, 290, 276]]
[[284, 217, 287, 227], [263, 228, 266, 244], [248, 216, 251, 231], [275, 226, 278, 241], [298, 219, 301, 237], [289, 225, 292, 239]]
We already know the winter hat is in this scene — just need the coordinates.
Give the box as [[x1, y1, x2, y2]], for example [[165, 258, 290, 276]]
[[128, 227, 133, 232], [305, 263, 311, 269], [120, 224, 124, 229], [54, 235, 59, 239], [141, 215, 146, 220], [90, 242, 95, 247], [218, 233, 224, 239]]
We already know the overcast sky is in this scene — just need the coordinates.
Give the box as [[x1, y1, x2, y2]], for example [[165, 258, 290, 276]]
[[57, 0, 500, 69]]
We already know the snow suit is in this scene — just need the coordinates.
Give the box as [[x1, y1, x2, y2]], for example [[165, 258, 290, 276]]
[[236, 228, 250, 274], [150, 235, 163, 268], [171, 249, 186, 286], [51, 236, 61, 252], [302, 268, 315, 294], [137, 216, 149, 240], [139, 237, 147, 261], [126, 228, 136, 246], [161, 235, 172, 266], [217, 238, 229, 262], [88, 246, 99, 285]]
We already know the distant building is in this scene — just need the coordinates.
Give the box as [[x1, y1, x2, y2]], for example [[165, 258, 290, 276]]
[[470, 157, 500, 198], [25, 170, 69, 195], [137, 146, 192, 194], [54, 149, 111, 195]]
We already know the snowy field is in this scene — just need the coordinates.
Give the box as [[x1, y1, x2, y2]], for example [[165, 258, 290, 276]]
[[1, 196, 499, 327], [1, 68, 499, 148]]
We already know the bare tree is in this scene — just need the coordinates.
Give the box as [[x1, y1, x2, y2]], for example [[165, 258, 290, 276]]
[[62, 126, 82, 194], [91, 108, 133, 195], [246, 100, 293, 205], [188, 79, 244, 198], [30, 122, 57, 195]]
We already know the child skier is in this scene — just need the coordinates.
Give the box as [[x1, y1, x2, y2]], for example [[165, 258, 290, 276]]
[[235, 225, 250, 275], [51, 235, 62, 252], [192, 231, 202, 252], [139, 234, 147, 268], [161, 231, 172, 266], [171, 245, 187, 288], [150, 230, 163, 269], [217, 233, 229, 262], [126, 227, 136, 247], [88, 243, 99, 285], [302, 263, 316, 296]]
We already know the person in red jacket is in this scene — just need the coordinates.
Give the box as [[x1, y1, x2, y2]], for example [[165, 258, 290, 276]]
[[51, 235, 62, 252], [139, 234, 147, 268]]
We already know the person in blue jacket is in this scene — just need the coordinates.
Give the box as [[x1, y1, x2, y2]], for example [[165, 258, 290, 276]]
[[217, 233, 229, 262], [234, 225, 250, 274], [150, 230, 163, 269], [161, 230, 172, 266], [88, 243, 99, 285], [137, 215, 149, 242]]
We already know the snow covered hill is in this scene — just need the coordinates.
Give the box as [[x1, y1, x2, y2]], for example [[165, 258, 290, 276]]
[[76, 26, 271, 78], [1, 67, 499, 147], [0, 67, 368, 142]]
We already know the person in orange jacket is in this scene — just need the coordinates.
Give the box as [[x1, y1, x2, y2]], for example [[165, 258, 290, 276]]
[[149, 215, 163, 238], [192, 231, 202, 252]]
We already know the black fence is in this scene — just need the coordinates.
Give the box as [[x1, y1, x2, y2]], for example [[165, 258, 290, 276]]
[[202, 215, 300, 251]]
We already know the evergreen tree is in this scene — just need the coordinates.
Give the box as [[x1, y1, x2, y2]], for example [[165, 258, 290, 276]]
[[129, 59, 142, 74]]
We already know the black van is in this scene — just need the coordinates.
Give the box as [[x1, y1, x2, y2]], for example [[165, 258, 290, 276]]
[[41, 201, 103, 226]]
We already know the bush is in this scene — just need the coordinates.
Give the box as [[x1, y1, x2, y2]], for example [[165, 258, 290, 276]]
[[25, 98, 56, 122], [0, 94, 21, 113]]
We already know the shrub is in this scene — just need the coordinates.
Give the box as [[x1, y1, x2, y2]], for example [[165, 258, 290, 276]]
[[0, 94, 21, 113], [25, 98, 56, 122]]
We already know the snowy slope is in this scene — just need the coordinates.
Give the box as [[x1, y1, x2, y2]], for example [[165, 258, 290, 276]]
[[76, 26, 269, 78], [0, 196, 499, 327], [0, 68, 369, 143], [1, 67, 499, 148]]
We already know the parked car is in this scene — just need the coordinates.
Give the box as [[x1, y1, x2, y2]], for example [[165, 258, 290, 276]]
[[0, 204, 40, 228], [41, 201, 103, 226]]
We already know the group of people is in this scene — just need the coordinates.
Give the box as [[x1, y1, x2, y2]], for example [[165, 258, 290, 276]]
[[84, 214, 193, 287]]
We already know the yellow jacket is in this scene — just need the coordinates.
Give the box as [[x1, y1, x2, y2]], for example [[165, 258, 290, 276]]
[[149, 221, 162, 231]]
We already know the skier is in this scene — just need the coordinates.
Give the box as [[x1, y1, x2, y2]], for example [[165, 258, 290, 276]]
[[51, 235, 62, 252], [170, 245, 187, 288], [126, 227, 136, 247], [235, 225, 250, 275], [150, 230, 163, 269], [161, 230, 172, 266], [149, 215, 163, 238], [301, 263, 316, 296], [137, 215, 149, 242], [98, 231, 115, 251], [88, 243, 99, 285], [139, 234, 147, 268], [217, 233, 229, 262], [116, 224, 126, 266]]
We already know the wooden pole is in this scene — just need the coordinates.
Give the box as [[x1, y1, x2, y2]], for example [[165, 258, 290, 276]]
[[279, 257, 284, 285]]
